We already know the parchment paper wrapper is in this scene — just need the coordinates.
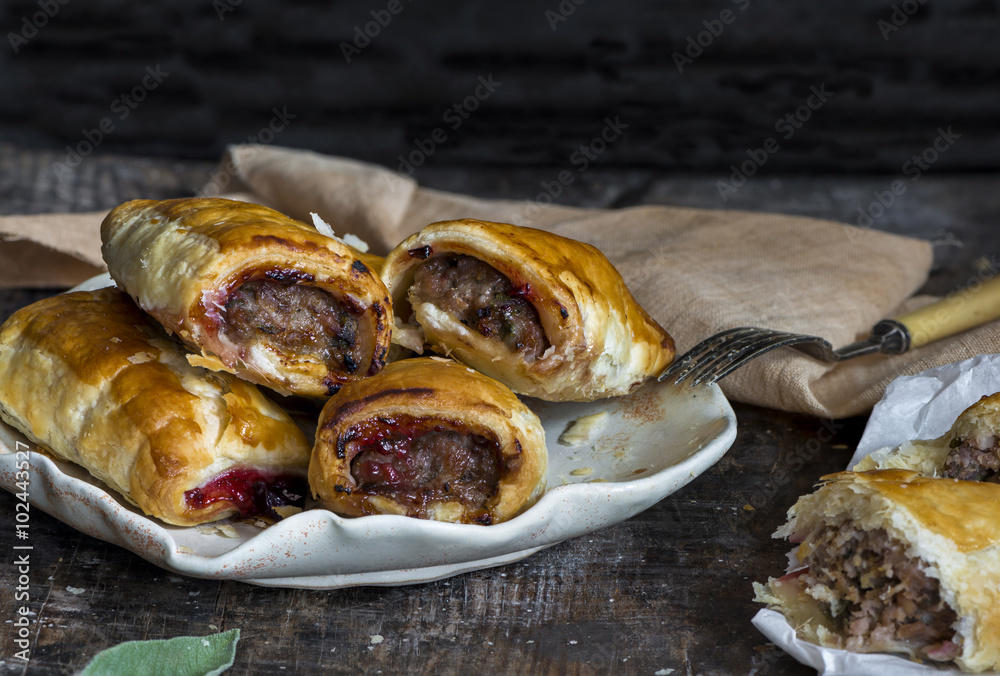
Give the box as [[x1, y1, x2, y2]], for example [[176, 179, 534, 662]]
[[754, 353, 1000, 674], [3, 144, 999, 418]]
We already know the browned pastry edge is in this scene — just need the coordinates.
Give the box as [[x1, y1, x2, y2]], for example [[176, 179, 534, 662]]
[[309, 357, 547, 524]]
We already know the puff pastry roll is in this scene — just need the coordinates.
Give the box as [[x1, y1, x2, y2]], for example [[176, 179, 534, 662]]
[[754, 470, 1000, 671], [309, 357, 547, 524], [101, 197, 392, 398], [380, 219, 675, 402], [855, 392, 1000, 481], [0, 288, 311, 526]]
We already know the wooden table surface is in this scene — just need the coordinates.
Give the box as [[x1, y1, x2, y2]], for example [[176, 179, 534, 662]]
[[1, 144, 998, 675]]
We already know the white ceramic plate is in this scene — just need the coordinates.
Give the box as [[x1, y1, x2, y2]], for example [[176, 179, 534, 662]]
[[0, 275, 737, 588]]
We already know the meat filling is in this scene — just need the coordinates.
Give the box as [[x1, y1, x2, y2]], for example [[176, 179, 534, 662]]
[[224, 280, 366, 374], [347, 418, 502, 512], [409, 254, 550, 362], [798, 524, 960, 662], [942, 435, 1000, 482]]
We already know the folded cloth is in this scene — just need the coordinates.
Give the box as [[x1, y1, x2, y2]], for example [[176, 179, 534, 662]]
[[3, 144, 997, 419]]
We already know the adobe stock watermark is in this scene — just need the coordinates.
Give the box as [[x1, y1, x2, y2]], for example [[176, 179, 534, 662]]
[[853, 126, 960, 230], [672, 0, 751, 73], [7, 0, 70, 54], [907, 258, 1000, 346], [515, 115, 628, 224], [545, 0, 587, 31], [716, 83, 834, 201], [50, 65, 170, 182], [340, 0, 413, 63], [199, 106, 298, 195], [395, 74, 501, 176], [11, 440, 33, 662], [878, 0, 927, 41], [213, 0, 243, 21]]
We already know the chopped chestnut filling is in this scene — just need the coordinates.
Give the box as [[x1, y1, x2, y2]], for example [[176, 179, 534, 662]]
[[799, 524, 960, 662], [184, 468, 306, 520], [942, 435, 1000, 482], [346, 417, 503, 512], [224, 280, 366, 374], [409, 254, 550, 361]]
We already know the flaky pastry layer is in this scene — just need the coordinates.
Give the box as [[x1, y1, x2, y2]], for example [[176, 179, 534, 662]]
[[101, 197, 392, 397], [380, 219, 675, 402], [0, 289, 311, 526], [309, 357, 547, 524], [755, 470, 1000, 672]]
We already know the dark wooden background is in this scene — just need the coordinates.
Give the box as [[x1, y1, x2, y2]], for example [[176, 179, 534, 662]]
[[1, 0, 998, 172]]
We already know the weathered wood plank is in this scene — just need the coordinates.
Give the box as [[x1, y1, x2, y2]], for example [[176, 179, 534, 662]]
[[1, 0, 998, 171]]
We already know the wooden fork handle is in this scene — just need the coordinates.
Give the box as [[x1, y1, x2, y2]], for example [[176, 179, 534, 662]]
[[894, 275, 1000, 349]]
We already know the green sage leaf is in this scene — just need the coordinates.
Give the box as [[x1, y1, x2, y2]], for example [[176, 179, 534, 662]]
[[80, 628, 239, 676]]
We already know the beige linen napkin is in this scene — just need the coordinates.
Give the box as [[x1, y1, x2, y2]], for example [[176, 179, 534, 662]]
[[3, 144, 997, 419]]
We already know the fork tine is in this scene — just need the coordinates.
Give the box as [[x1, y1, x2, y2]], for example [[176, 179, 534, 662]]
[[659, 328, 761, 382], [688, 331, 811, 384], [682, 330, 796, 385], [660, 327, 823, 386], [706, 334, 826, 383]]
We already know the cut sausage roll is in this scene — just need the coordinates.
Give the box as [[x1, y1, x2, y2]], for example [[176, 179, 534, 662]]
[[101, 197, 392, 398], [380, 219, 675, 402], [855, 392, 1000, 481], [754, 470, 1000, 672], [309, 357, 547, 525], [0, 288, 311, 526]]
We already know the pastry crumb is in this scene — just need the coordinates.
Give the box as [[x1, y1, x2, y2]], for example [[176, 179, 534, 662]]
[[217, 524, 240, 539], [370, 634, 384, 645], [127, 352, 155, 364], [342, 233, 369, 252], [310, 212, 335, 238], [274, 505, 302, 519], [197, 523, 241, 538], [177, 545, 196, 555], [558, 412, 608, 446], [66, 586, 85, 595], [570, 467, 594, 477]]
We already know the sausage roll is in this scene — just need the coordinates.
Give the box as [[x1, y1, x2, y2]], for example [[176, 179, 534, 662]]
[[309, 357, 547, 525], [0, 288, 311, 526], [754, 470, 1000, 672], [855, 392, 1000, 481], [380, 219, 675, 402], [101, 197, 392, 398]]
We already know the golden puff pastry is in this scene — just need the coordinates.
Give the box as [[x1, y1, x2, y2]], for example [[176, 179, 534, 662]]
[[309, 357, 547, 525], [855, 392, 1000, 481], [101, 197, 392, 398], [754, 470, 1000, 672], [380, 219, 675, 402], [0, 288, 311, 526]]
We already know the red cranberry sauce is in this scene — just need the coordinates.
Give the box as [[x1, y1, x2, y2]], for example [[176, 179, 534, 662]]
[[346, 416, 502, 510], [185, 468, 306, 520]]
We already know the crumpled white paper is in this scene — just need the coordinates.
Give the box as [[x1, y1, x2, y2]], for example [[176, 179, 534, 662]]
[[849, 352, 1000, 468], [752, 609, 942, 675], [753, 352, 1000, 675]]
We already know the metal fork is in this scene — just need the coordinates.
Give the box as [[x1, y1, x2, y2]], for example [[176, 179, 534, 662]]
[[659, 322, 909, 386], [659, 274, 1000, 386]]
